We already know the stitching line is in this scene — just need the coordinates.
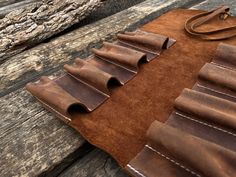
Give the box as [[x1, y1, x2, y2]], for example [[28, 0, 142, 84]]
[[175, 112, 236, 137], [36, 97, 72, 123], [145, 145, 201, 177], [118, 40, 159, 55], [197, 83, 236, 100], [127, 164, 147, 177], [211, 61, 235, 71]]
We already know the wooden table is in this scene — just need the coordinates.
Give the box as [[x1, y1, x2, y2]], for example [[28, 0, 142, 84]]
[[0, 0, 235, 176]]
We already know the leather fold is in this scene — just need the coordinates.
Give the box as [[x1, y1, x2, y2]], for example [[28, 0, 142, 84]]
[[92, 42, 147, 72], [25, 76, 87, 122], [195, 43, 236, 101], [64, 59, 121, 95], [213, 43, 236, 69], [198, 63, 236, 92], [127, 121, 236, 177], [26, 29, 175, 123], [117, 30, 176, 61], [174, 88, 236, 130], [146, 121, 236, 177]]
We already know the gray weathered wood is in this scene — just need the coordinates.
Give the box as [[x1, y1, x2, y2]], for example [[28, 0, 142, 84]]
[[0, 0, 203, 177], [0, 0, 103, 62], [0, 86, 87, 177], [59, 149, 129, 177], [0, 0, 203, 97], [0, 0, 26, 7], [0, 0, 38, 18]]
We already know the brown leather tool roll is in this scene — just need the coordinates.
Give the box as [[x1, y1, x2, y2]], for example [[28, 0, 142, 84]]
[[27, 8, 236, 176]]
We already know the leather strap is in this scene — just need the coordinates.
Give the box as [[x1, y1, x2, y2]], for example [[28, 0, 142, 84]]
[[185, 6, 236, 40]]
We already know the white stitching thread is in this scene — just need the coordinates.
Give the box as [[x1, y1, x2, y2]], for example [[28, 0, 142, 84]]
[[211, 61, 235, 71], [36, 97, 72, 123], [127, 164, 147, 177], [197, 83, 236, 100], [175, 112, 236, 137], [145, 145, 201, 177], [118, 40, 159, 55]]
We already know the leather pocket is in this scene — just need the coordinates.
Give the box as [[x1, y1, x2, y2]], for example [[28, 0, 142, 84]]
[[26, 76, 87, 122], [175, 88, 236, 130], [92, 42, 147, 72], [117, 30, 176, 61]]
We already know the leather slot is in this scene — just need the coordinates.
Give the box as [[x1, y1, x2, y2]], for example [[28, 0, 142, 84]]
[[213, 43, 236, 70], [196, 63, 236, 100], [64, 59, 121, 95], [145, 121, 236, 177], [55, 73, 109, 112], [25, 76, 87, 122], [117, 29, 176, 61], [86, 55, 140, 84], [166, 111, 236, 152], [174, 88, 236, 130], [199, 63, 236, 92], [92, 42, 147, 72]]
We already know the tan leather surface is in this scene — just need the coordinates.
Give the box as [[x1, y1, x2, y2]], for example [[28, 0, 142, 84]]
[[27, 9, 236, 172]]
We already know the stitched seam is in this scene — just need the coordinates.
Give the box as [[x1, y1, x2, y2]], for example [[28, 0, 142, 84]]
[[36, 97, 72, 123], [175, 112, 236, 137], [95, 55, 137, 74], [118, 40, 159, 55], [127, 164, 147, 177], [197, 83, 236, 100], [67, 72, 109, 98], [145, 145, 201, 177], [211, 61, 235, 71]]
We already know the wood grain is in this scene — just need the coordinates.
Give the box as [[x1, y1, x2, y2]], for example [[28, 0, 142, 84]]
[[0, 0, 103, 62], [58, 149, 129, 177]]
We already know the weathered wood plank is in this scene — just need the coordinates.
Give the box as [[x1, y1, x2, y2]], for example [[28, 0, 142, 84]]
[[0, 0, 38, 17], [0, 0, 203, 97], [58, 149, 129, 177], [0, 0, 27, 7], [0, 0, 103, 62], [0, 0, 203, 176], [0, 87, 87, 177]]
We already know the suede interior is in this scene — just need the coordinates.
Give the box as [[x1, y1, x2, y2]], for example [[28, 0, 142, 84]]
[[67, 9, 236, 167]]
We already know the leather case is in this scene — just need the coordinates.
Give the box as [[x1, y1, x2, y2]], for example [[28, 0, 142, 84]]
[[27, 8, 236, 177]]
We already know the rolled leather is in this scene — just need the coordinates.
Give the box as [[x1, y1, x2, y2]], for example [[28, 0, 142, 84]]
[[117, 30, 175, 55], [92, 42, 147, 72], [146, 121, 236, 177], [213, 43, 236, 69], [199, 63, 236, 92], [64, 59, 121, 95], [175, 88, 236, 130], [26, 76, 86, 120]]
